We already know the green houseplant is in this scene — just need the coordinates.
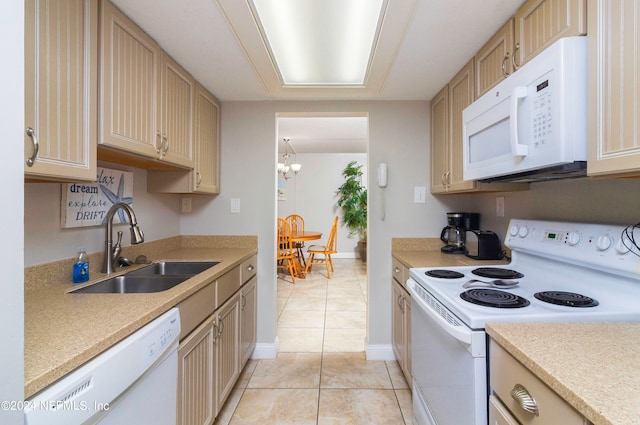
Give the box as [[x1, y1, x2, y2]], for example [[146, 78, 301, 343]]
[[336, 161, 367, 261]]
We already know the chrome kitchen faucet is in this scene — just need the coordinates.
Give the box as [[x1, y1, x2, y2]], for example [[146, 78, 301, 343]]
[[102, 202, 144, 274]]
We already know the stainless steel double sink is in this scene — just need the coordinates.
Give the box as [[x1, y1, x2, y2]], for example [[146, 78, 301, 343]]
[[69, 261, 220, 294]]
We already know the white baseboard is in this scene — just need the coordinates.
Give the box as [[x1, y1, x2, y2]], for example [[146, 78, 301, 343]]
[[365, 344, 396, 361], [250, 337, 279, 359], [333, 252, 357, 259]]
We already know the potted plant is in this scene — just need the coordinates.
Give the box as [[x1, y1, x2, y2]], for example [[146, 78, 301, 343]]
[[336, 161, 367, 262]]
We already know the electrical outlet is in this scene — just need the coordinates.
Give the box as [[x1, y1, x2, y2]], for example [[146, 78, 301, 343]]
[[496, 196, 505, 217], [181, 197, 192, 213]]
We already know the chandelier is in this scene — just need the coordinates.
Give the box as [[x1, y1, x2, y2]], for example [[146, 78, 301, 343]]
[[277, 138, 301, 180]]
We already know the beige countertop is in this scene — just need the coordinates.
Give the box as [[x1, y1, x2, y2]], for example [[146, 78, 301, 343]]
[[24, 236, 257, 399], [487, 322, 640, 425], [392, 237, 510, 269]]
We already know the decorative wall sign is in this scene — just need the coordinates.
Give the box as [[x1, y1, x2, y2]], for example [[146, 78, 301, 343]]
[[61, 167, 134, 228]]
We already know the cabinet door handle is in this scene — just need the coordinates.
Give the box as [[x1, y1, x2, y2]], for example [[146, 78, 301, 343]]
[[501, 51, 511, 76], [155, 131, 163, 154], [512, 42, 520, 70], [195, 171, 202, 187], [217, 316, 225, 337], [510, 384, 539, 416], [246, 264, 255, 272], [212, 320, 219, 341], [241, 293, 247, 309], [162, 134, 169, 154], [26, 127, 39, 166], [394, 267, 400, 274]]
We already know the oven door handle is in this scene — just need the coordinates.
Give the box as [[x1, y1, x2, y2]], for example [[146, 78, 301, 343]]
[[408, 279, 472, 345]]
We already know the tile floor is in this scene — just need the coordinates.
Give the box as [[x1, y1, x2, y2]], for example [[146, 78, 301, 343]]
[[213, 258, 413, 425]]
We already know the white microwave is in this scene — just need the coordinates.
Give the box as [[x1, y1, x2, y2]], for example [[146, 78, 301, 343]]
[[462, 36, 587, 183]]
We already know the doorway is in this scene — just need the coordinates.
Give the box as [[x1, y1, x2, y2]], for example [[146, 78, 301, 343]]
[[275, 112, 369, 353]]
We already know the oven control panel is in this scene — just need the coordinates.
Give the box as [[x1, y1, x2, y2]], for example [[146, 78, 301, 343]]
[[507, 219, 640, 278]]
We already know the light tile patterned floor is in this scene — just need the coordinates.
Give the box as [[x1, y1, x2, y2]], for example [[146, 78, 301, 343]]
[[213, 258, 413, 425]]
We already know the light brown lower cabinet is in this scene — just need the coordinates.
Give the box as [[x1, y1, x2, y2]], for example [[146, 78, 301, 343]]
[[215, 292, 241, 412], [177, 256, 257, 425], [177, 314, 216, 425], [240, 276, 257, 367]]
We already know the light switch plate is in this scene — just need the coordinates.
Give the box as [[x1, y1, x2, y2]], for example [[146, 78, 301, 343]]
[[230, 198, 240, 213], [414, 186, 426, 203]]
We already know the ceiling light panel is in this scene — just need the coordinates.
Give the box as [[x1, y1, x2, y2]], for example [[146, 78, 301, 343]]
[[251, 0, 385, 86]]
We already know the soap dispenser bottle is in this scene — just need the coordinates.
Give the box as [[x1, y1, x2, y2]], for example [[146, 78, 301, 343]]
[[73, 247, 90, 283]]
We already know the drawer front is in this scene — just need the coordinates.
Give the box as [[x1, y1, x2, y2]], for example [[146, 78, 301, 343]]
[[490, 341, 585, 425], [216, 265, 241, 308], [241, 255, 257, 283], [391, 257, 407, 287], [489, 395, 519, 425], [176, 281, 216, 340]]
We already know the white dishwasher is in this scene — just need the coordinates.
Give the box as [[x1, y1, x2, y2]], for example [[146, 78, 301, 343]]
[[25, 308, 180, 425]]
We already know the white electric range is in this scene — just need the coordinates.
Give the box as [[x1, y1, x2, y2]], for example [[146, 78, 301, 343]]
[[407, 218, 640, 425]]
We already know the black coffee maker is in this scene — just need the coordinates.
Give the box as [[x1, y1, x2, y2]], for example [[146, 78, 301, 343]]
[[440, 212, 480, 254]]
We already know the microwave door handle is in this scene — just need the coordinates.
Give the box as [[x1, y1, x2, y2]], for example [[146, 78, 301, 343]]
[[510, 86, 529, 157]]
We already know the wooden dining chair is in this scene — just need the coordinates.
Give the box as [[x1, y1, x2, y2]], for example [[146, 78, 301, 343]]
[[277, 218, 297, 283], [304, 216, 338, 278], [286, 214, 305, 262]]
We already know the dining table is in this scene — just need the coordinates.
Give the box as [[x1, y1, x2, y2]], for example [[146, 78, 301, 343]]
[[290, 230, 322, 277]]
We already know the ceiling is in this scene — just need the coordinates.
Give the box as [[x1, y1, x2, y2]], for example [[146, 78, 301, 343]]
[[110, 0, 525, 152]]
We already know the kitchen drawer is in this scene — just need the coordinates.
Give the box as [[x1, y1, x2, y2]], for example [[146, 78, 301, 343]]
[[392, 257, 408, 288], [217, 265, 241, 308], [176, 281, 216, 340], [241, 255, 257, 283], [490, 341, 585, 425]]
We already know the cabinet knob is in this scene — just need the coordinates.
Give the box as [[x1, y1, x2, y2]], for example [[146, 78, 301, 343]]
[[510, 384, 539, 416], [26, 127, 39, 167]]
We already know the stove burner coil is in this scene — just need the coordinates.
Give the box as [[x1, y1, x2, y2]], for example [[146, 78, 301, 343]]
[[425, 269, 465, 279], [460, 288, 530, 308], [534, 291, 599, 307], [472, 267, 524, 279]]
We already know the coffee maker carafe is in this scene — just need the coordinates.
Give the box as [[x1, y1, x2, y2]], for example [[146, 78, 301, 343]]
[[440, 212, 480, 254]]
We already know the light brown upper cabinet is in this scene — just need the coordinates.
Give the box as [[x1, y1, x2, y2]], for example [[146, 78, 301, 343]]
[[430, 85, 449, 194], [514, 0, 587, 68], [475, 0, 586, 98], [475, 19, 515, 98], [430, 61, 528, 194], [24, 0, 98, 182], [148, 83, 220, 194], [447, 60, 477, 192], [99, 0, 194, 169], [587, 0, 640, 176]]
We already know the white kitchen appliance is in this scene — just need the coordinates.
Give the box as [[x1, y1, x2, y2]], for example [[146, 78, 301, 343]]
[[408, 219, 640, 425], [24, 308, 180, 425], [463, 36, 587, 183]]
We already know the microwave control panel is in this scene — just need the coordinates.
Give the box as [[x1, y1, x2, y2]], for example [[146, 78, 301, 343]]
[[532, 75, 553, 149]]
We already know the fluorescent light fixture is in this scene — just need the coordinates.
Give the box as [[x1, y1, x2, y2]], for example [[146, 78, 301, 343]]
[[250, 0, 386, 86]]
